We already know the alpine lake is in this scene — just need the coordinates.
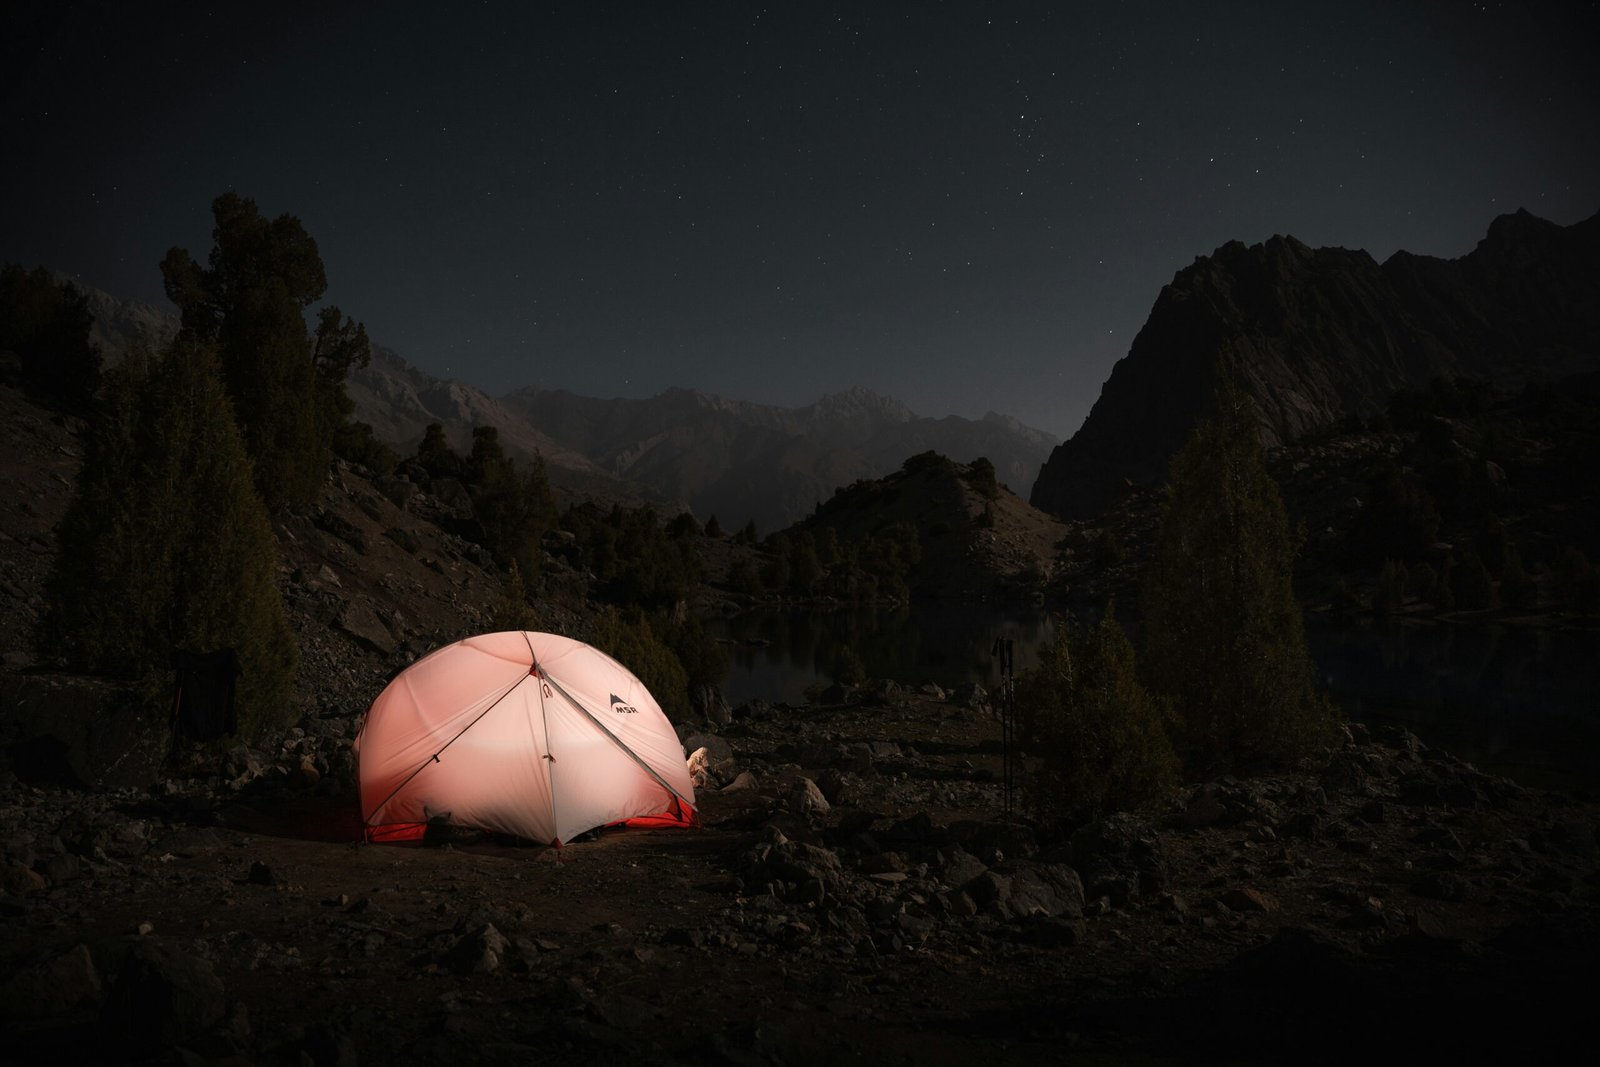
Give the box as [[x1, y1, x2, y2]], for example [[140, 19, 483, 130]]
[[709, 604, 1600, 793]]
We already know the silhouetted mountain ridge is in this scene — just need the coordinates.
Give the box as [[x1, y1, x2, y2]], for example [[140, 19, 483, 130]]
[[1031, 208, 1600, 519]]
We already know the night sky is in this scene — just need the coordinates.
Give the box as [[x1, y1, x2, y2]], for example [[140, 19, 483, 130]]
[[4, 2, 1596, 439]]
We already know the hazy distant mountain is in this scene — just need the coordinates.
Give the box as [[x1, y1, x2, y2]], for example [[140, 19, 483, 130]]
[[59, 277, 177, 364], [64, 280, 1057, 531], [1031, 208, 1600, 519], [495, 383, 1058, 534]]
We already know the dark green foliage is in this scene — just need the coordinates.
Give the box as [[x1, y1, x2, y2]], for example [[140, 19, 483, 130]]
[[1552, 548, 1599, 615], [974, 501, 995, 529], [830, 646, 868, 686], [1433, 557, 1456, 611], [816, 527, 842, 567], [1373, 559, 1408, 615], [310, 306, 371, 446], [901, 450, 953, 475], [1094, 528, 1125, 567], [1499, 546, 1536, 610], [1386, 376, 1498, 428], [490, 562, 537, 631], [787, 532, 824, 596], [1142, 378, 1340, 778], [1017, 608, 1179, 826], [964, 456, 999, 500], [1477, 517, 1511, 576], [1330, 577, 1362, 614], [415, 422, 464, 480], [463, 427, 558, 581], [561, 502, 701, 609], [0, 264, 102, 406], [662, 612, 727, 698], [1351, 461, 1439, 564], [42, 339, 297, 739], [728, 556, 763, 597], [763, 536, 792, 593], [1411, 561, 1441, 607], [1451, 550, 1496, 610], [704, 514, 723, 538], [667, 512, 700, 540], [333, 420, 398, 474], [735, 520, 759, 546], [162, 193, 368, 511], [588, 608, 691, 722]]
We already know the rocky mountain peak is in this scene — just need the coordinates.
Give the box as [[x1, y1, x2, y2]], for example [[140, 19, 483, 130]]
[[805, 385, 916, 425], [1031, 208, 1600, 520]]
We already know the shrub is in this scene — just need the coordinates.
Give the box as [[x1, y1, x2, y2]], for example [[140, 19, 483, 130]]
[[1499, 545, 1536, 611], [0, 264, 102, 407], [964, 457, 999, 500], [1093, 528, 1125, 567], [1017, 609, 1179, 826], [1451, 550, 1496, 611], [1372, 559, 1408, 615], [42, 340, 297, 739], [587, 608, 690, 722], [1142, 377, 1341, 777]]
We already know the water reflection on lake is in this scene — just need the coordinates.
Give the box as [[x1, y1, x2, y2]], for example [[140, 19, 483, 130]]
[[1305, 615, 1600, 790], [712, 605, 1600, 791], [708, 603, 1056, 706]]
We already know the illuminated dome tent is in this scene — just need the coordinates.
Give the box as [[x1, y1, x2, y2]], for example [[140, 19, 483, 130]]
[[355, 631, 695, 845]]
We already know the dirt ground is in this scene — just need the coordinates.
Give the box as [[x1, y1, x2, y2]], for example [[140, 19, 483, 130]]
[[5, 688, 1598, 1065]]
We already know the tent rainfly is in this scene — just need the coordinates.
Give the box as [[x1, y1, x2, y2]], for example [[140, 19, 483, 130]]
[[354, 631, 695, 845]]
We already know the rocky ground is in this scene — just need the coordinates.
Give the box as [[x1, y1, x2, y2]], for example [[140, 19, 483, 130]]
[[1, 695, 1597, 1064], [2, 381, 1598, 1063]]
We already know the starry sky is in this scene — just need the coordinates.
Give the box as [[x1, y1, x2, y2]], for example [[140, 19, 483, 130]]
[[3, 2, 1597, 439]]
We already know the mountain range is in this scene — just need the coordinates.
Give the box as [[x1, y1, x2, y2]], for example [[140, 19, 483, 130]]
[[1031, 208, 1600, 518], [66, 283, 1058, 533]]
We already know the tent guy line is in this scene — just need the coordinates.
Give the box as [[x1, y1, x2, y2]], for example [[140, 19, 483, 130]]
[[360, 668, 530, 831], [542, 669, 696, 820]]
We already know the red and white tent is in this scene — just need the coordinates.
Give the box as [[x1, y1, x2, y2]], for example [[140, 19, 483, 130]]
[[354, 631, 695, 845]]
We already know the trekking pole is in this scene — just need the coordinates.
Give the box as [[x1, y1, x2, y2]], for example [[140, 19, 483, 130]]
[[992, 636, 1015, 817], [1005, 638, 1015, 818]]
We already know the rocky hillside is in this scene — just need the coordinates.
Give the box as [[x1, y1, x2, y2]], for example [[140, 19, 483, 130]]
[[1032, 209, 1600, 519], [494, 383, 1056, 535], [350, 354, 1057, 534], [0, 381, 585, 790], [785, 453, 1068, 601], [68, 281, 1056, 533]]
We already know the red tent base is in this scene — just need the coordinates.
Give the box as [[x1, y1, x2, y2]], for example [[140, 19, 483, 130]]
[[612, 796, 698, 831], [364, 798, 697, 844]]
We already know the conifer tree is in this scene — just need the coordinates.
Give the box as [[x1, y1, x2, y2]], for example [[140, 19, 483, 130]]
[[162, 193, 367, 511], [415, 422, 464, 480], [1018, 607, 1178, 824], [43, 339, 297, 738], [0, 264, 103, 406], [1141, 377, 1339, 777]]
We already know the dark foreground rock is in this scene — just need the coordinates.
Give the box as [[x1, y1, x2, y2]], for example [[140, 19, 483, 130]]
[[1, 687, 1596, 1065]]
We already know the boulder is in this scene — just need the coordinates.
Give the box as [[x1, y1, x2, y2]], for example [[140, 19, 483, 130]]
[[0, 673, 167, 791], [99, 938, 227, 1051], [0, 943, 101, 1022], [333, 600, 397, 655], [1070, 812, 1167, 903], [1008, 863, 1086, 919]]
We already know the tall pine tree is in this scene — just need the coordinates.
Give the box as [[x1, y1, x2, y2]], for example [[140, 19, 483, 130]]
[[161, 193, 368, 511], [43, 338, 298, 739], [1141, 377, 1339, 777]]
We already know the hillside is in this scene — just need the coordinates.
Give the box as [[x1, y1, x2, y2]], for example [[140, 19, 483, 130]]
[[1032, 209, 1600, 519], [3, 331, 1597, 1067], [494, 383, 1056, 534], [66, 281, 1056, 532], [784, 453, 1068, 601]]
